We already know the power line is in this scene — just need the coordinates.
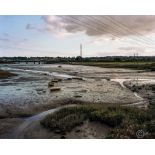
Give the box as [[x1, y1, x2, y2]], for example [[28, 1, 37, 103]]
[[89, 15, 155, 48], [63, 15, 124, 40], [105, 16, 155, 46], [64, 15, 155, 49], [70, 15, 124, 40], [84, 15, 140, 43], [61, 15, 155, 55]]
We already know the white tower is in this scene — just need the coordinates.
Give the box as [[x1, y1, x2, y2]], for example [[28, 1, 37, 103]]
[[80, 44, 82, 57]]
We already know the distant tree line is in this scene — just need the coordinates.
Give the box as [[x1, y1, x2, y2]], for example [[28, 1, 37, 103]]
[[0, 56, 155, 64]]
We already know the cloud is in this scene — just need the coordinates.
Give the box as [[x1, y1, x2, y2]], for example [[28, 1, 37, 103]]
[[26, 16, 73, 37], [0, 38, 10, 42], [26, 23, 44, 32], [26, 24, 33, 30], [38, 15, 155, 39]]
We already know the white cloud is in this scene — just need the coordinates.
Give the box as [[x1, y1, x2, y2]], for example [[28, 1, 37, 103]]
[[26, 16, 73, 37]]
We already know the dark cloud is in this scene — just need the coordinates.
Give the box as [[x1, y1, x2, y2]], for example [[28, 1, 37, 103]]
[[40, 15, 155, 38]]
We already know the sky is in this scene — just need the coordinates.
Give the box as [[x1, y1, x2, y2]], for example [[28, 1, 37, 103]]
[[1, 15, 155, 57]]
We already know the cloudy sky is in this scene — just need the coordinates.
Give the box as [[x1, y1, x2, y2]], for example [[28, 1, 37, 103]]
[[1, 15, 155, 57]]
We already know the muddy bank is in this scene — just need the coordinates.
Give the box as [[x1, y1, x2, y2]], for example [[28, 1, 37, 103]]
[[0, 69, 16, 79], [112, 79, 155, 108], [124, 80, 155, 101], [15, 119, 109, 139], [0, 118, 23, 138], [3, 104, 110, 139]]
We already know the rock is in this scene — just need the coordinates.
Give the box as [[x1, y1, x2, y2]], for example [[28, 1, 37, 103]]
[[65, 78, 72, 80], [51, 79, 59, 83], [48, 82, 54, 87], [60, 135, 66, 139], [104, 77, 110, 81], [50, 78, 63, 83], [74, 95, 82, 98], [36, 88, 44, 91], [58, 65, 62, 68], [75, 129, 81, 133], [50, 87, 61, 91], [72, 77, 83, 80], [72, 72, 78, 75], [54, 129, 61, 134], [56, 78, 62, 82], [79, 89, 87, 93]]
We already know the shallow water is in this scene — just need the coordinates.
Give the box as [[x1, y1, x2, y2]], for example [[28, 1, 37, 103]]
[[0, 64, 74, 106]]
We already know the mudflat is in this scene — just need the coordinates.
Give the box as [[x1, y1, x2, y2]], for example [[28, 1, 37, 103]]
[[0, 64, 155, 138]]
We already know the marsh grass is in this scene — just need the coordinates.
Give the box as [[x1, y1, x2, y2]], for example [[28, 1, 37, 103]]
[[40, 102, 155, 138], [40, 105, 99, 132], [108, 84, 155, 138], [68, 61, 155, 70]]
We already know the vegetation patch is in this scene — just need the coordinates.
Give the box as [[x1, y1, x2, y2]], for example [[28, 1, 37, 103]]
[[40, 102, 155, 138], [89, 109, 124, 127], [40, 105, 98, 133], [108, 84, 155, 138], [68, 61, 155, 70]]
